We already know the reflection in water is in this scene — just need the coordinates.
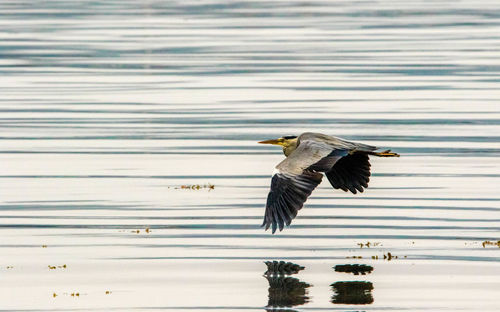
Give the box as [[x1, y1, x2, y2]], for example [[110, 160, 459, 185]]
[[265, 276, 311, 310], [264, 261, 310, 311], [331, 281, 374, 305], [264, 261, 304, 276], [334, 264, 374, 275]]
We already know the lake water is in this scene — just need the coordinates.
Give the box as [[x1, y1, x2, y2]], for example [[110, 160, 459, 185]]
[[1, 1, 499, 311]]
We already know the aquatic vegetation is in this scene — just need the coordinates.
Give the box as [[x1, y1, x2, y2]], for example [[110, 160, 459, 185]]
[[52, 292, 81, 298], [357, 242, 381, 248], [334, 264, 373, 275], [482, 240, 500, 248], [369, 252, 406, 260], [331, 281, 374, 305], [131, 227, 152, 234], [53, 291, 99, 298], [48, 264, 67, 270], [383, 252, 395, 260], [175, 183, 214, 190]]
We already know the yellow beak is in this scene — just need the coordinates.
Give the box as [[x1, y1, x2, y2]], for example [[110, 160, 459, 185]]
[[258, 139, 282, 145]]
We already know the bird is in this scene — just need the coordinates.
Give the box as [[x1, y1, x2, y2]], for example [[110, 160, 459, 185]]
[[258, 132, 399, 233]]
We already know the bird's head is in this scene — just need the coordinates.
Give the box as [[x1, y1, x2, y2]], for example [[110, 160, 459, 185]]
[[258, 135, 298, 156]]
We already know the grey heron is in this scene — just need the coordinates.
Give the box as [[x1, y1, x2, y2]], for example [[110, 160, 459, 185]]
[[259, 132, 399, 233]]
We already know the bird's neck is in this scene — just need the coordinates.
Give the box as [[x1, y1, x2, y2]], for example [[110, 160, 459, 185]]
[[282, 139, 298, 156]]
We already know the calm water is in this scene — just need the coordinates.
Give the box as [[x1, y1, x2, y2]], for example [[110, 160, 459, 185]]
[[1, 1, 500, 311]]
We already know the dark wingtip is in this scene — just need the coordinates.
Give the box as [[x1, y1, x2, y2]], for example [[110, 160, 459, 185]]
[[277, 219, 284, 232], [262, 219, 286, 234], [262, 216, 271, 231]]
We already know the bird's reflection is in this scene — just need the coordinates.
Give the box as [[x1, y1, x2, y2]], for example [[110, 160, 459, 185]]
[[331, 263, 374, 305], [330, 281, 374, 304], [264, 260, 304, 276], [334, 264, 373, 275], [264, 261, 311, 311]]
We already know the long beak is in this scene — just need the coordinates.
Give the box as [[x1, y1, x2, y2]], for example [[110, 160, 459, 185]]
[[258, 139, 282, 145]]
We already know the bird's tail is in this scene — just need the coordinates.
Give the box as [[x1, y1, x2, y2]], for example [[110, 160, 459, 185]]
[[366, 150, 400, 157]]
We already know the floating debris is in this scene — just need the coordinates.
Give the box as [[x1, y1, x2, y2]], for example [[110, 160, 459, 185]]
[[42, 245, 48, 248], [482, 240, 500, 248], [331, 281, 374, 305], [356, 242, 381, 248], [176, 183, 215, 190], [105, 290, 111, 295], [384, 252, 396, 260], [346, 256, 363, 259], [264, 261, 304, 276], [48, 264, 67, 270], [369, 252, 402, 261], [334, 264, 373, 275], [131, 227, 152, 234], [6, 266, 13, 269], [55, 292, 86, 298]]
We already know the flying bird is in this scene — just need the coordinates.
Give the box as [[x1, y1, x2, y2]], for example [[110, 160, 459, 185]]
[[259, 132, 399, 233]]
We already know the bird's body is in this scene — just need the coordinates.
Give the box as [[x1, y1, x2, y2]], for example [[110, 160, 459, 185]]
[[259, 132, 399, 233]]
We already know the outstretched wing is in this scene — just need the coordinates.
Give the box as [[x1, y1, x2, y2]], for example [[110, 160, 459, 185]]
[[298, 132, 376, 194], [262, 139, 340, 233], [325, 152, 371, 194], [263, 170, 322, 233]]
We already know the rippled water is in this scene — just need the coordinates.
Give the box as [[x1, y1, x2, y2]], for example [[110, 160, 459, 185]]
[[1, 1, 500, 311]]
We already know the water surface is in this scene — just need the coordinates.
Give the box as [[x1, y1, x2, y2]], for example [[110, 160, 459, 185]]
[[1, 1, 499, 311]]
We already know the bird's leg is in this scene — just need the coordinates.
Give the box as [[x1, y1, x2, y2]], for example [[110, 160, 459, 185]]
[[368, 150, 400, 157], [349, 149, 400, 157]]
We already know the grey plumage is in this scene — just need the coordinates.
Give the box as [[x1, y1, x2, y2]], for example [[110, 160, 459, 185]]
[[259, 132, 399, 233]]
